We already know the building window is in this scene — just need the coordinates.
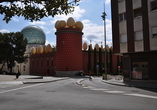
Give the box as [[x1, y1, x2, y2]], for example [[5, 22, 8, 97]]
[[134, 31, 143, 41], [47, 60, 49, 66], [51, 60, 54, 66], [132, 62, 148, 80], [134, 8, 142, 18], [120, 34, 127, 43], [152, 27, 157, 38], [32, 59, 34, 66], [118, 0, 124, 2], [151, 1, 157, 11], [32, 61, 34, 67], [41, 60, 43, 66], [119, 13, 126, 22], [153, 33, 157, 37], [36, 61, 38, 67]]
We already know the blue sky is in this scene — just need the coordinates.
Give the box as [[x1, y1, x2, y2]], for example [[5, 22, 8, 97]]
[[0, 0, 112, 47]]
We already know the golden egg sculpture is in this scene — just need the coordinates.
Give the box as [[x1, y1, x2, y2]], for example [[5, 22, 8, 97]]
[[38, 45, 43, 54], [55, 20, 60, 29], [58, 20, 66, 29], [101, 45, 104, 51], [106, 45, 109, 52], [36, 47, 39, 54], [67, 17, 75, 28], [75, 21, 84, 30], [46, 44, 52, 52], [90, 44, 93, 51], [31, 47, 36, 54], [95, 44, 99, 51], [110, 46, 113, 51], [82, 42, 87, 50], [43, 45, 47, 53]]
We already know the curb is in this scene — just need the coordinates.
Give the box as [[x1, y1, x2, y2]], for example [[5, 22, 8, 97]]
[[22, 77, 70, 84], [101, 80, 127, 87], [101, 79, 157, 89], [75, 79, 85, 86], [0, 81, 23, 84]]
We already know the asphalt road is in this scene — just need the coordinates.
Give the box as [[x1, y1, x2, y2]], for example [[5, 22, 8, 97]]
[[0, 77, 157, 110]]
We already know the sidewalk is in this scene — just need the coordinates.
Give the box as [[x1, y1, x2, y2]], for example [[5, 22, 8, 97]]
[[101, 75, 157, 89], [0, 75, 69, 84]]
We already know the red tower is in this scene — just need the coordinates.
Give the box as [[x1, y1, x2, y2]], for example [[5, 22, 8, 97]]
[[55, 28, 83, 76]]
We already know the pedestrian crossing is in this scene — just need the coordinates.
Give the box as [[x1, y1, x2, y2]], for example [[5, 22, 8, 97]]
[[74, 80, 157, 100], [82, 85, 157, 99], [82, 86, 125, 94]]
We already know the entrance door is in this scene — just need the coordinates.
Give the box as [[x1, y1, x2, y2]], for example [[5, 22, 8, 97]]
[[132, 61, 148, 80]]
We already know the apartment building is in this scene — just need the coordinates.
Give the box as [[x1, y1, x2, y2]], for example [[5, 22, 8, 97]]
[[111, 0, 157, 81]]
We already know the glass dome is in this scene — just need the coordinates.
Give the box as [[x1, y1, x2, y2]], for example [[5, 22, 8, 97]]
[[21, 25, 46, 45]]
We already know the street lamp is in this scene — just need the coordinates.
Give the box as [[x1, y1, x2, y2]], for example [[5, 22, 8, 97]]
[[101, 3, 107, 80]]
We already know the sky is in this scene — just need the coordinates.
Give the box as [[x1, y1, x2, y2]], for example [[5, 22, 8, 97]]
[[0, 0, 112, 48]]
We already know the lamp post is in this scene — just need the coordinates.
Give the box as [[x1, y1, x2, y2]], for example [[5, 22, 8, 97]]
[[101, 2, 107, 80]]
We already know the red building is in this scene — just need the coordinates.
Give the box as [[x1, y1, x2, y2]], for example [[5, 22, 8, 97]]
[[30, 18, 120, 76]]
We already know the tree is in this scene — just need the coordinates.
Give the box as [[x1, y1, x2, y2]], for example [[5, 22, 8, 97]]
[[1, 32, 28, 73], [0, 32, 10, 70], [0, 0, 81, 23]]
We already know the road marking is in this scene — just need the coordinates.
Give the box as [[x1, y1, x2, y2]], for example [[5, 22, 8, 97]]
[[125, 94, 157, 99], [75, 79, 157, 99], [104, 91, 125, 94], [90, 88, 108, 91], [0, 83, 44, 94], [82, 86, 95, 89]]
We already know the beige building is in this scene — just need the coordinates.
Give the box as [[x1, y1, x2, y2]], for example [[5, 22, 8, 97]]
[[0, 25, 46, 75]]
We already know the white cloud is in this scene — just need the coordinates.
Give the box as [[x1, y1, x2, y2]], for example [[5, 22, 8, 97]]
[[0, 29, 10, 33], [12, 17, 19, 22], [39, 26, 47, 30], [82, 18, 112, 47], [105, 0, 110, 4], [50, 6, 86, 25], [39, 26, 53, 34], [45, 40, 56, 46], [29, 21, 46, 25], [46, 5, 112, 47], [25, 4, 112, 47]]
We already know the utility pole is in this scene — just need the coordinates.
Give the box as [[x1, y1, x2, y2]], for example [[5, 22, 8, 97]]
[[101, 2, 107, 80]]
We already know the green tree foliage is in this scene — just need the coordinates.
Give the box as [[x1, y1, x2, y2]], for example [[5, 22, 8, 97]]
[[0, 32, 10, 70], [0, 0, 81, 23], [0, 32, 28, 73]]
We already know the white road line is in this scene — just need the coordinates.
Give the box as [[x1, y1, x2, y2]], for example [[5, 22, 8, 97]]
[[104, 91, 125, 94], [82, 86, 95, 89], [75, 81, 157, 99], [124, 94, 157, 99], [0, 83, 44, 94], [90, 88, 108, 91]]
